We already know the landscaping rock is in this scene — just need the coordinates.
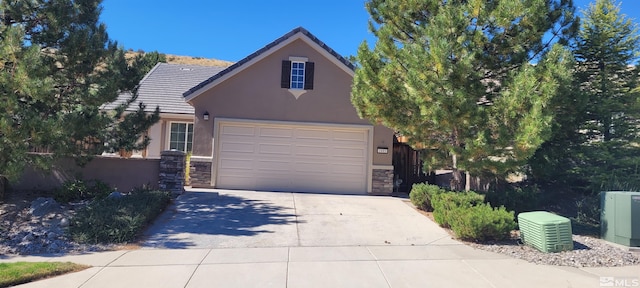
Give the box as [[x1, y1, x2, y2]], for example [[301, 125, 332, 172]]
[[29, 197, 60, 217]]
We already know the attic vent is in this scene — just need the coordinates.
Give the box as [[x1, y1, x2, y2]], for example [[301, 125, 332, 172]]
[[180, 68, 192, 71]]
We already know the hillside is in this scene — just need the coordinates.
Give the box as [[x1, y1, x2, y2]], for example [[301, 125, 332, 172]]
[[126, 51, 234, 67], [165, 54, 234, 67]]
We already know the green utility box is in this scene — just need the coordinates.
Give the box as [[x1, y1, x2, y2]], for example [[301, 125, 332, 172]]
[[601, 191, 640, 247], [518, 211, 573, 253]]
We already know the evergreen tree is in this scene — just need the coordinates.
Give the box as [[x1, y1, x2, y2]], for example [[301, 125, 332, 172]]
[[352, 0, 577, 190], [0, 0, 160, 181], [532, 0, 640, 192]]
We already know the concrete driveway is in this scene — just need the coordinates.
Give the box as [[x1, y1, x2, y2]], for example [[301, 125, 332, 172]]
[[6, 188, 639, 287], [141, 188, 457, 249]]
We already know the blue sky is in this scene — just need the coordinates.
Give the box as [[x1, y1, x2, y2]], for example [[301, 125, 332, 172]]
[[100, 0, 640, 62]]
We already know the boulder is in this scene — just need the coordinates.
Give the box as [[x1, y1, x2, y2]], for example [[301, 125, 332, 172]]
[[30, 197, 61, 217]]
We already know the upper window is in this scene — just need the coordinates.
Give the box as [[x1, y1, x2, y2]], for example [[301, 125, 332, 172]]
[[169, 122, 193, 153], [281, 59, 314, 91], [290, 62, 305, 89]]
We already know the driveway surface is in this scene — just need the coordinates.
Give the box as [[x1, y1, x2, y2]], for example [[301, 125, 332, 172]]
[[141, 189, 455, 248], [3, 188, 639, 288]]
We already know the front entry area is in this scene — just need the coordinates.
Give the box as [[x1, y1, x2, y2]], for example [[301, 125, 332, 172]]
[[214, 119, 371, 194]]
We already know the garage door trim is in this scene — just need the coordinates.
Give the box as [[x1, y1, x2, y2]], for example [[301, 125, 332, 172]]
[[212, 118, 374, 193]]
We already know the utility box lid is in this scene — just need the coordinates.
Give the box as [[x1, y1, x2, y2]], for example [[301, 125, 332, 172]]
[[518, 211, 573, 253]]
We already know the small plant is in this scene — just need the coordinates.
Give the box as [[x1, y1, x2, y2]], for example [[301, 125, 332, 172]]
[[448, 204, 516, 241], [409, 183, 444, 211], [54, 179, 89, 203], [185, 152, 192, 185], [69, 190, 171, 244], [432, 191, 485, 228], [54, 179, 113, 203]]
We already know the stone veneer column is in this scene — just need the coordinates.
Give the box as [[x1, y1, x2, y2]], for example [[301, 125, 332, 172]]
[[159, 150, 186, 195], [371, 167, 394, 195], [189, 158, 212, 188]]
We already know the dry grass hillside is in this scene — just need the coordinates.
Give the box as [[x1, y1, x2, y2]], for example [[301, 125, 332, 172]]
[[126, 51, 234, 67], [165, 54, 234, 67]]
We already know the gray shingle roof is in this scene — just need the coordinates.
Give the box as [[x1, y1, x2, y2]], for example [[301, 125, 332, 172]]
[[104, 63, 227, 115], [183, 27, 355, 98]]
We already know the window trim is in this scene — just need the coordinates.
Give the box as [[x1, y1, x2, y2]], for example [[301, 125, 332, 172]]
[[167, 121, 193, 153], [283, 56, 314, 99]]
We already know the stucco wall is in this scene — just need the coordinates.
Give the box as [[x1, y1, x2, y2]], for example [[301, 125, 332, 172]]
[[145, 114, 194, 158], [12, 157, 160, 192], [189, 38, 393, 166]]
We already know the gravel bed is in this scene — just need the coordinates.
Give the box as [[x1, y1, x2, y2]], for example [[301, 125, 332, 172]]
[[0, 197, 115, 256], [468, 234, 640, 267]]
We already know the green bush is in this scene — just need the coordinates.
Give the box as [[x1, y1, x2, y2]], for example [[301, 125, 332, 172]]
[[54, 179, 112, 203], [575, 195, 601, 225], [432, 191, 485, 228], [409, 183, 444, 211], [69, 190, 171, 244], [485, 185, 540, 215], [448, 204, 516, 241]]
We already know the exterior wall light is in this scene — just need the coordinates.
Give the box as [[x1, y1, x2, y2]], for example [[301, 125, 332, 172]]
[[203, 111, 209, 121]]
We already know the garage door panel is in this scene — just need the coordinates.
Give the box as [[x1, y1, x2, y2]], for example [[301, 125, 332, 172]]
[[258, 143, 291, 154], [294, 145, 330, 157], [259, 127, 294, 138], [221, 142, 255, 153], [255, 160, 291, 171], [333, 130, 367, 141], [219, 158, 253, 170], [222, 125, 256, 136], [216, 121, 370, 194], [296, 129, 330, 139]]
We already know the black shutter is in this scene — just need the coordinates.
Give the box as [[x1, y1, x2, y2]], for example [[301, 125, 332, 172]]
[[304, 62, 314, 90], [281, 60, 291, 88]]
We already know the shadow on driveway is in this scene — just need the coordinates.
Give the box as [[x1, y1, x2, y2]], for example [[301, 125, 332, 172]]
[[141, 191, 298, 249]]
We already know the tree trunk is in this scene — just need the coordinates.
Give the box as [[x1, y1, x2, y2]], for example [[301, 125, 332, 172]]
[[465, 171, 471, 191], [450, 154, 463, 191]]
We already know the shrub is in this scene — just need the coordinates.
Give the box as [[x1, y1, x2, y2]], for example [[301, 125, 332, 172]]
[[448, 204, 516, 241], [409, 183, 444, 211], [54, 180, 89, 203], [575, 195, 601, 225], [54, 179, 113, 203], [69, 190, 171, 244], [485, 185, 540, 216], [432, 191, 485, 228]]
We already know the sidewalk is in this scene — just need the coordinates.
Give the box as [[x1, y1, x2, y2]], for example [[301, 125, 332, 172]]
[[4, 244, 638, 288]]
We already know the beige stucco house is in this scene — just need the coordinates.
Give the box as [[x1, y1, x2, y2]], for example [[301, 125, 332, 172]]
[[104, 63, 226, 158], [184, 27, 394, 195]]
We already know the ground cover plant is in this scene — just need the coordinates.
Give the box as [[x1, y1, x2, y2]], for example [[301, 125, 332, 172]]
[[69, 189, 171, 244]]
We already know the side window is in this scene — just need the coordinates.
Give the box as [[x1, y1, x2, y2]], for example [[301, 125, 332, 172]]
[[169, 122, 193, 153]]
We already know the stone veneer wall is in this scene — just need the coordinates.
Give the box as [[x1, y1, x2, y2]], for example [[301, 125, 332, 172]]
[[372, 168, 394, 195], [159, 150, 185, 195], [189, 160, 212, 188]]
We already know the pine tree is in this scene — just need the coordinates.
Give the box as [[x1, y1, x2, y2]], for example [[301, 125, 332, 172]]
[[530, 0, 640, 193], [352, 0, 577, 190], [0, 0, 161, 181]]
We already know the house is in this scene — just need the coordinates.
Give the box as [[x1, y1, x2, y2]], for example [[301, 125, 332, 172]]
[[184, 27, 395, 195], [103, 63, 227, 158]]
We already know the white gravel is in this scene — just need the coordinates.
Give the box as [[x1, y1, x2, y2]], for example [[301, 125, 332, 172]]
[[468, 234, 640, 267], [0, 198, 114, 256]]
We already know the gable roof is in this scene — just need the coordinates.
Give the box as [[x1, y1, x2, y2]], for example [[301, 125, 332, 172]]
[[183, 27, 355, 101], [103, 63, 227, 115]]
